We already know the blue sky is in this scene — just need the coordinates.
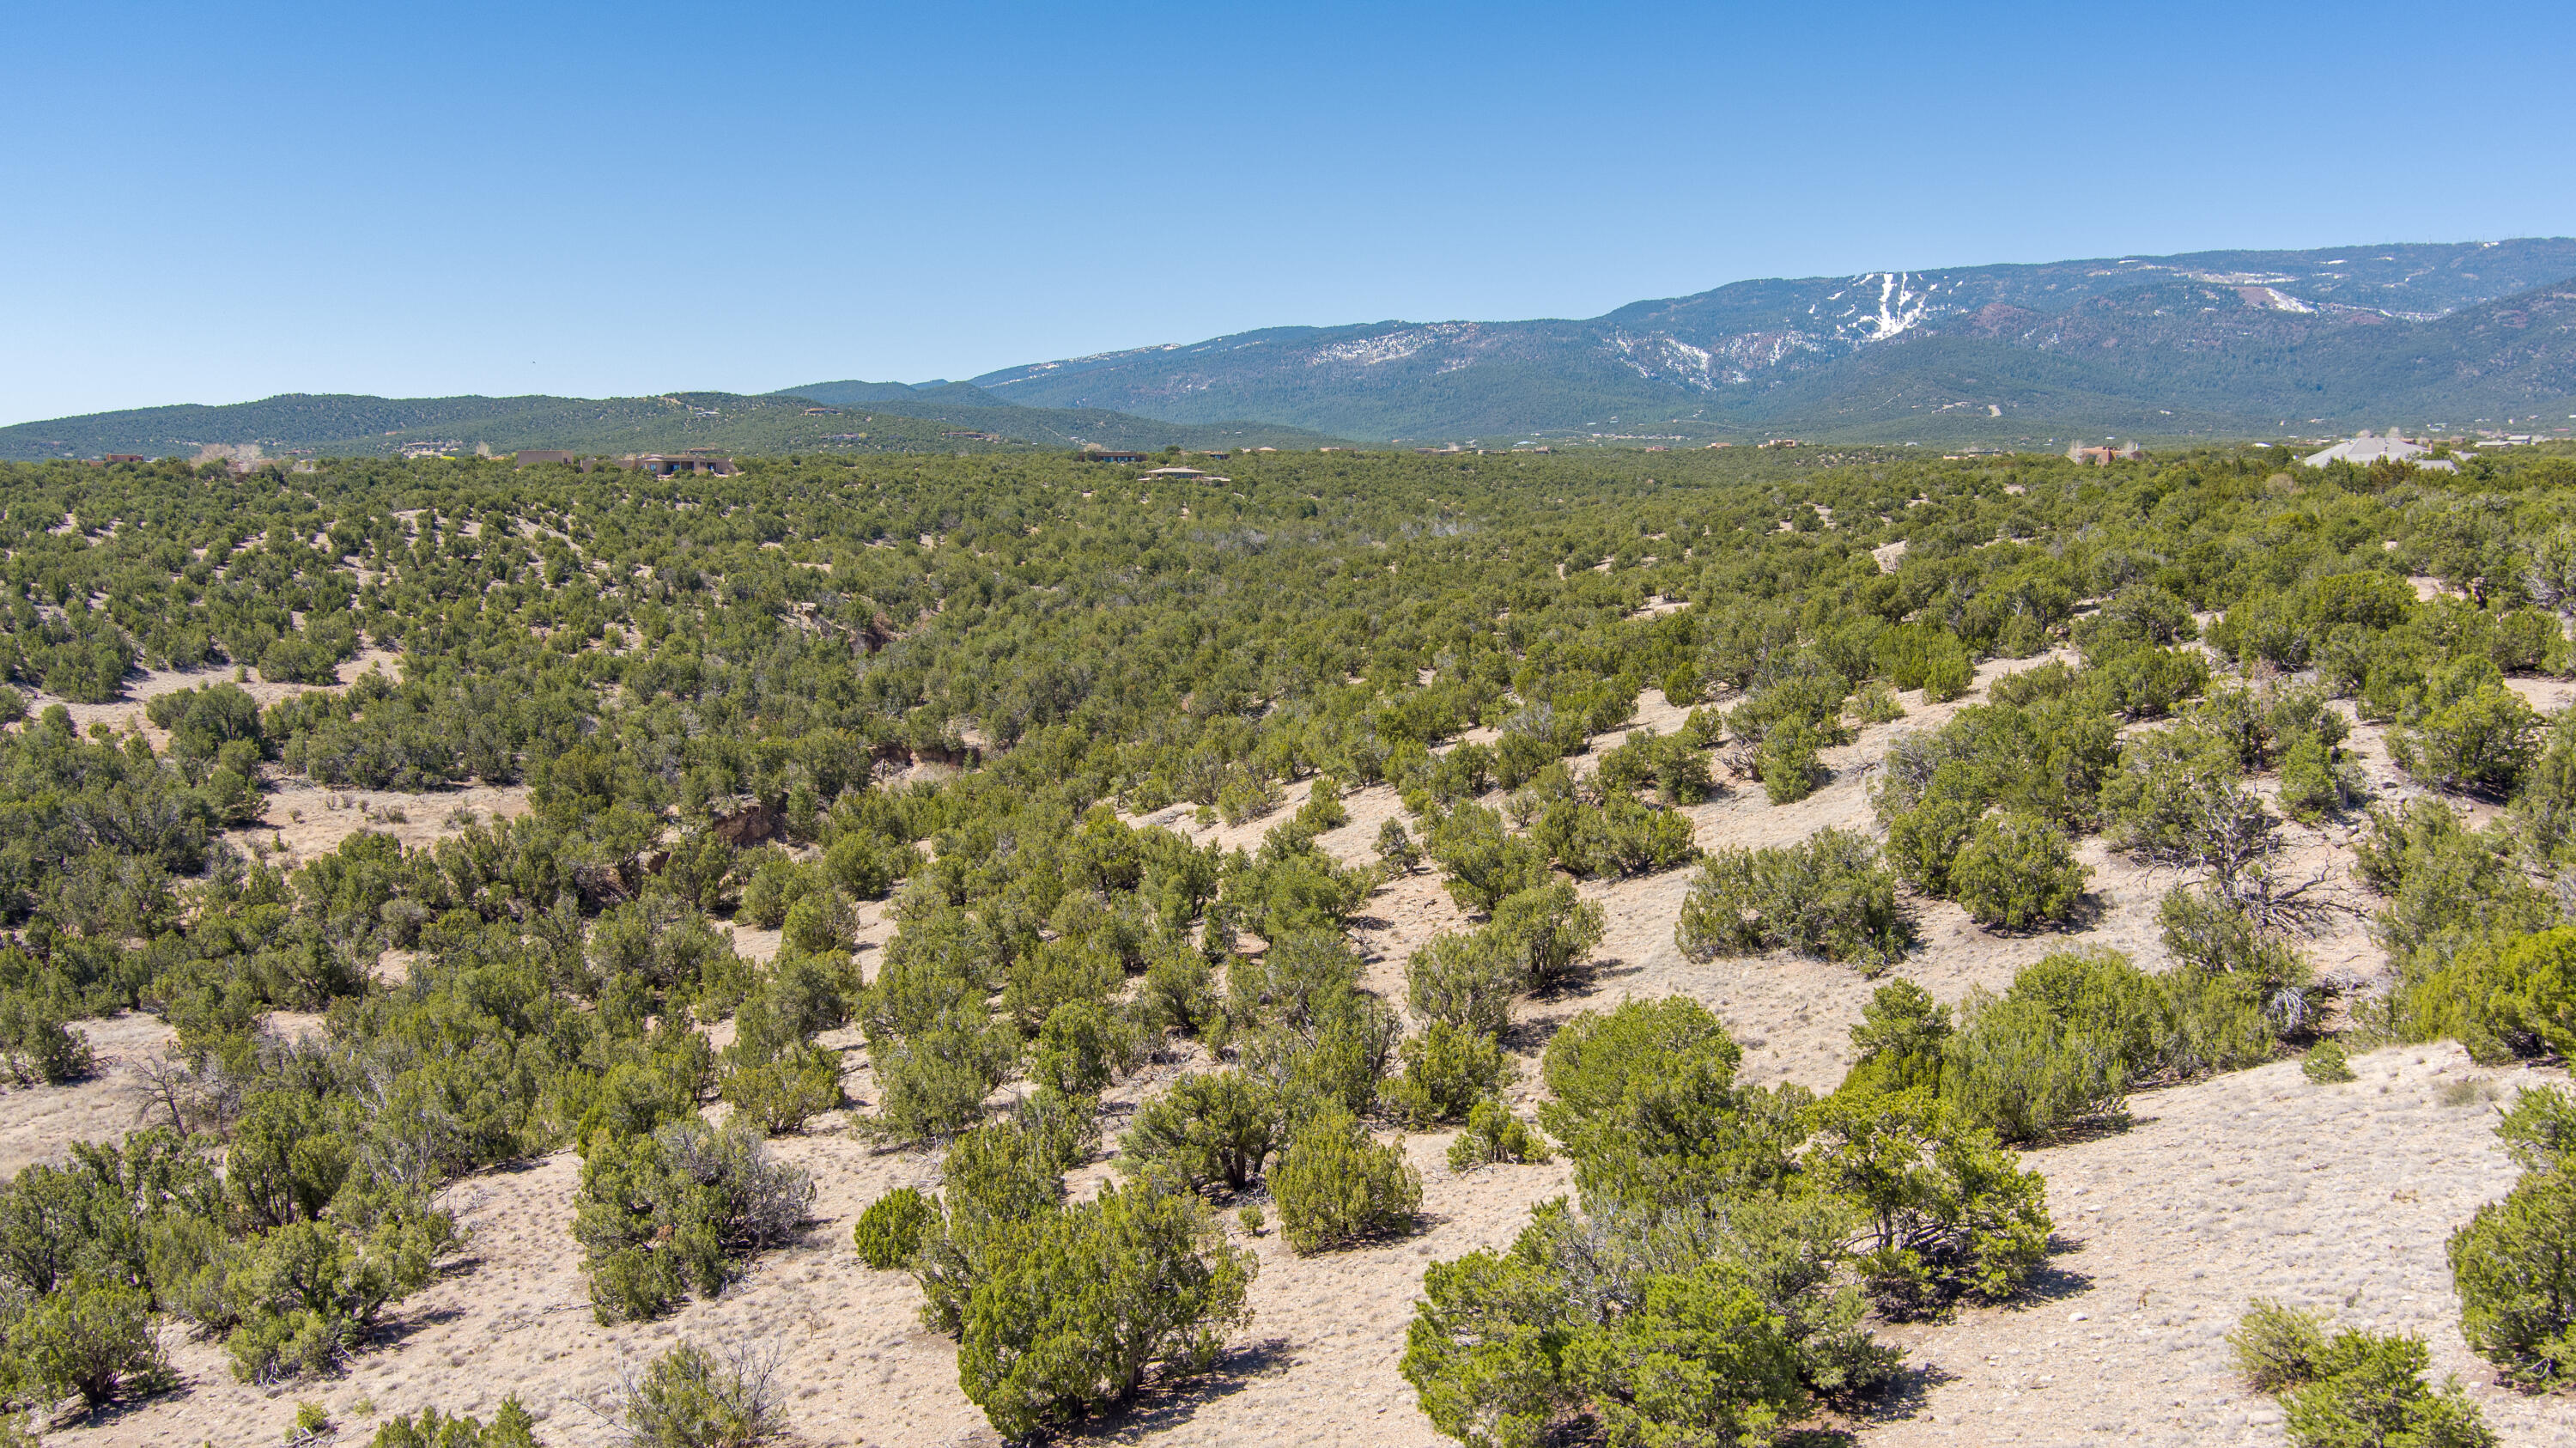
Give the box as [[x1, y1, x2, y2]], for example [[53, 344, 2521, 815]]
[[8, 0, 2573, 424]]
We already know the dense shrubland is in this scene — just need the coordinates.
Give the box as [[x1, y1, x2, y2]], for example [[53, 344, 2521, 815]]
[[0, 442, 2561, 1434]]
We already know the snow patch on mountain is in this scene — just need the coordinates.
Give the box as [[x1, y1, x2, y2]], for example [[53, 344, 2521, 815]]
[[1305, 324, 1476, 368], [1853, 272, 1930, 341]]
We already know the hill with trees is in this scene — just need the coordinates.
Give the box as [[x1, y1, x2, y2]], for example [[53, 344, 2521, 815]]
[[0, 388, 1346, 463], [0, 441, 2569, 1445], [965, 239, 2576, 443]]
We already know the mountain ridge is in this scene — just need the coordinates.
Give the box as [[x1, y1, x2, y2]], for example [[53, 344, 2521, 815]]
[[963, 239, 2576, 442], [0, 388, 1347, 463]]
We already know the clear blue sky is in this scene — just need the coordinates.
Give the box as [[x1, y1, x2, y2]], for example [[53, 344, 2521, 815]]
[[9, 0, 2573, 425]]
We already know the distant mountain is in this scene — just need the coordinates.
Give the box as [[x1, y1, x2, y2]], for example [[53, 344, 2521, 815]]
[[0, 388, 1346, 463], [967, 240, 2576, 442], [766, 378, 1345, 452]]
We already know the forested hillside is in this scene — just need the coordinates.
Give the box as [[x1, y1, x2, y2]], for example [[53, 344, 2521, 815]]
[[0, 389, 1346, 464], [969, 239, 2576, 443], [0, 441, 2573, 1445]]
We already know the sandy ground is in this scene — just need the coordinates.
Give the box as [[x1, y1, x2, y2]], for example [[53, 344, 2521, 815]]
[[0, 1013, 177, 1178], [1867, 1043, 2576, 1448], [23, 660, 2576, 1446], [228, 779, 536, 873], [22, 650, 404, 751]]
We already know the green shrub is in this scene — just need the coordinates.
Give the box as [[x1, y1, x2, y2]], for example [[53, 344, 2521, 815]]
[[573, 1118, 814, 1323], [368, 1399, 542, 1448], [999, 936, 1122, 1037], [219, 1208, 457, 1382], [1989, 659, 2084, 707], [778, 881, 860, 958], [822, 830, 909, 901], [2158, 885, 2307, 990], [2302, 1040, 2357, 1084], [2099, 724, 2258, 863], [1241, 986, 1399, 1117], [1272, 1106, 1422, 1254], [1676, 829, 1911, 970], [2272, 1325, 2494, 1448], [1877, 624, 1972, 696], [1539, 996, 1805, 1212], [1403, 1193, 1881, 1448], [1406, 929, 1521, 1037], [1851, 681, 1905, 723], [2230, 1298, 2329, 1392], [615, 1342, 786, 1448], [1920, 649, 1975, 702], [947, 1103, 1091, 1222], [2088, 645, 2209, 720], [852, 1187, 937, 1271], [1806, 1089, 2052, 1317], [1427, 804, 1554, 915], [1558, 1265, 1807, 1446], [1225, 929, 1364, 1037], [1138, 940, 1220, 1038], [2278, 731, 2366, 823], [1376, 817, 1422, 875], [1030, 998, 1138, 1099], [1949, 812, 2087, 928], [2399, 924, 2576, 1062], [719, 1043, 842, 1135], [1118, 1070, 1282, 1195], [0, 990, 94, 1084], [1446, 1096, 1550, 1170], [1487, 881, 1605, 990], [1943, 990, 2127, 1142], [2496, 1083, 2576, 1169], [1533, 794, 1698, 877], [956, 1183, 1255, 1439], [737, 855, 816, 930], [863, 1015, 1017, 1146], [1837, 979, 1953, 1098], [1382, 1023, 1516, 1128], [1756, 720, 1824, 803], [15, 1275, 169, 1408], [2394, 684, 2542, 796], [2449, 1155, 2576, 1385], [1883, 792, 1981, 897], [1224, 839, 1374, 939]]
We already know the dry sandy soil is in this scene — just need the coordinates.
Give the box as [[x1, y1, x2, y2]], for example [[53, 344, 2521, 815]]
[[26, 666, 2576, 1447], [21, 650, 536, 873]]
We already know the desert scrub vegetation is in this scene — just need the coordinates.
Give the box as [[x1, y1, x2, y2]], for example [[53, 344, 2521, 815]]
[[611, 1342, 786, 1448], [1405, 993, 2044, 1445], [1880, 946, 2278, 1142], [1675, 828, 1911, 970], [573, 1116, 813, 1323], [368, 1398, 542, 1448], [900, 1114, 1255, 1438], [1271, 1104, 1423, 1253], [2447, 1085, 2576, 1387], [2228, 1300, 2494, 1448], [0, 442, 2567, 1439]]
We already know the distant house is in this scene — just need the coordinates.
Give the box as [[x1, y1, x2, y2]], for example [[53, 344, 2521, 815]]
[[2302, 429, 2456, 472], [628, 453, 738, 477], [1087, 449, 1150, 464], [1139, 466, 1230, 482], [2068, 442, 2144, 465], [802, 407, 841, 416]]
